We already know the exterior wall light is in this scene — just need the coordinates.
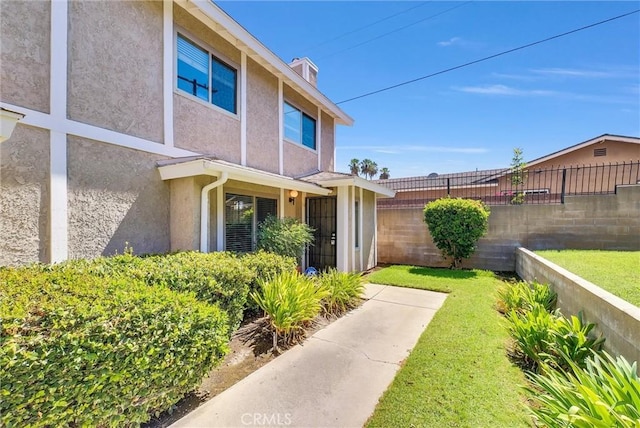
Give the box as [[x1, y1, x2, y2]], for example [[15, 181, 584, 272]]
[[0, 108, 25, 144], [289, 189, 299, 204]]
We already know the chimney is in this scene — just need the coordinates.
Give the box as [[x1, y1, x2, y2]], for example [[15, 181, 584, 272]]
[[289, 57, 318, 87]]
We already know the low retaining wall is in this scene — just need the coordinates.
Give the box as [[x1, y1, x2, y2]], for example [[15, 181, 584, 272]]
[[377, 184, 640, 271], [516, 247, 640, 365]]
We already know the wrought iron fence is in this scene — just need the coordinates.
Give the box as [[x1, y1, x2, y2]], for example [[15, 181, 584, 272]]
[[377, 161, 640, 209]]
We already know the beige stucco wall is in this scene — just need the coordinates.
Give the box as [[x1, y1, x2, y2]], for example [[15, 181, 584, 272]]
[[536, 140, 639, 168], [362, 190, 376, 271], [67, 136, 170, 258], [173, 5, 242, 160], [170, 176, 203, 252], [246, 58, 279, 173], [68, 1, 163, 143], [0, 125, 50, 266], [321, 112, 335, 172], [0, 0, 50, 113]]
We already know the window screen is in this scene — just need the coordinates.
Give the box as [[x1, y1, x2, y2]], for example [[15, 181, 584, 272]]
[[177, 35, 209, 101], [212, 57, 237, 114], [256, 197, 277, 225]]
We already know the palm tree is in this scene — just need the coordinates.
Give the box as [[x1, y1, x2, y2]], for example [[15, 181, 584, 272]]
[[379, 167, 390, 180], [349, 158, 360, 176], [360, 159, 378, 180]]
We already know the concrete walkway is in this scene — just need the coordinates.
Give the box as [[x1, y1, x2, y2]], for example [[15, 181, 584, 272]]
[[171, 284, 447, 428]]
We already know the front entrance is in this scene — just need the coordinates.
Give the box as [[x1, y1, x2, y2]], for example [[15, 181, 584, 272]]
[[306, 197, 337, 271]]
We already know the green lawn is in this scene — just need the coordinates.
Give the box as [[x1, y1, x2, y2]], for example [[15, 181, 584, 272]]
[[365, 265, 531, 428], [536, 250, 640, 307]]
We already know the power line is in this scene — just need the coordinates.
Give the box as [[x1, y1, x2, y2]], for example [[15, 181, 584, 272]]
[[317, 1, 473, 61], [302, 1, 432, 54], [336, 9, 640, 105]]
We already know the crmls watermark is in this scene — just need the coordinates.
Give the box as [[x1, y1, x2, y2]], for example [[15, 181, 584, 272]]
[[241, 413, 292, 426]]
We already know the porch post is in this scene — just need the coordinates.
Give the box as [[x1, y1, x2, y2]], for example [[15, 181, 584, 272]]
[[336, 185, 349, 272], [216, 185, 224, 251]]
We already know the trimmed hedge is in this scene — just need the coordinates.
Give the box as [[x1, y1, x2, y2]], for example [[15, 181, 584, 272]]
[[69, 251, 253, 332], [0, 265, 229, 426]]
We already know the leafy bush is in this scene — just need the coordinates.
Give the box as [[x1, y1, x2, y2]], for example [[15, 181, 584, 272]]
[[317, 268, 364, 315], [496, 281, 556, 314], [251, 271, 328, 350], [71, 251, 252, 332], [256, 215, 314, 260], [0, 265, 229, 427], [527, 352, 640, 427], [423, 197, 490, 268], [507, 307, 604, 372], [241, 250, 297, 312]]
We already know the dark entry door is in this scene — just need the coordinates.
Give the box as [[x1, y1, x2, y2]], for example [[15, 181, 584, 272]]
[[306, 197, 337, 271]]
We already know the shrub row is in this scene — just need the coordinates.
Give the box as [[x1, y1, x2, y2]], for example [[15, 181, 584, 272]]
[[1, 250, 296, 426], [1, 266, 229, 427], [498, 280, 640, 426]]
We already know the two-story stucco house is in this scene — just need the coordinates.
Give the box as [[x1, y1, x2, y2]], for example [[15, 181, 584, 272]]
[[0, 0, 394, 270]]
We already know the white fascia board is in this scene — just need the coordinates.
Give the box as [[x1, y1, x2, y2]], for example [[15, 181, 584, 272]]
[[314, 177, 396, 198], [158, 159, 331, 195], [179, 0, 354, 126]]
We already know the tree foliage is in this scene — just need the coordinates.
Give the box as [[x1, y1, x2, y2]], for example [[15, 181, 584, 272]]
[[360, 158, 379, 180], [510, 147, 528, 205], [379, 167, 390, 179], [423, 197, 490, 268], [349, 158, 360, 176]]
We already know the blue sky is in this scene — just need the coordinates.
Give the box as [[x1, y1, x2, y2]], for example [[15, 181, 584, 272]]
[[218, 1, 639, 178]]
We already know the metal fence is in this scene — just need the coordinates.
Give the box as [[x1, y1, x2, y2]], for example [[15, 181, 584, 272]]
[[377, 161, 640, 209]]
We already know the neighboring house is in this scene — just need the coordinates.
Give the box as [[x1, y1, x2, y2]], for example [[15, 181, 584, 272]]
[[377, 134, 639, 208], [0, 0, 394, 270]]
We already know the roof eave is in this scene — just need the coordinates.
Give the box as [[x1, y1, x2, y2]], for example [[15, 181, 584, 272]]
[[313, 176, 396, 198], [158, 159, 332, 195]]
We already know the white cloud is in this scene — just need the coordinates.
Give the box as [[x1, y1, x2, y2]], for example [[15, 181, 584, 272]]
[[437, 37, 462, 47], [531, 68, 618, 78], [453, 84, 556, 97], [338, 145, 487, 154]]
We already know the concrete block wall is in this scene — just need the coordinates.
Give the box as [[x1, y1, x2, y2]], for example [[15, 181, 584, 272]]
[[377, 184, 640, 271], [516, 247, 640, 366]]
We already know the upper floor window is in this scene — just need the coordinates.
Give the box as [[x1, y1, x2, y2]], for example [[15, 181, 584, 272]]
[[284, 102, 316, 150], [177, 34, 237, 114]]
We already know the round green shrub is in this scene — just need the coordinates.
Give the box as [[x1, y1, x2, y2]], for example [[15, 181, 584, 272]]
[[256, 215, 314, 260], [0, 266, 229, 427], [423, 197, 490, 268]]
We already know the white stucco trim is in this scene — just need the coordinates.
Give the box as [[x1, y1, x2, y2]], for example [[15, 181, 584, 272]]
[[351, 186, 356, 272], [359, 186, 363, 271], [49, 0, 68, 263], [240, 51, 247, 166], [50, 132, 68, 263], [0, 103, 198, 159], [373, 193, 378, 267], [216, 185, 224, 251], [317, 106, 322, 171], [278, 79, 284, 175], [163, 0, 174, 147], [333, 123, 337, 172], [336, 185, 349, 272]]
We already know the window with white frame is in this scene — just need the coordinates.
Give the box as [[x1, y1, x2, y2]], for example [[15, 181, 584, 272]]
[[284, 102, 316, 150], [177, 34, 237, 114]]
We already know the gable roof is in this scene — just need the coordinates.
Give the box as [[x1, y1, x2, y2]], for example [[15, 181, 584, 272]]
[[179, 0, 353, 126], [526, 134, 639, 168]]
